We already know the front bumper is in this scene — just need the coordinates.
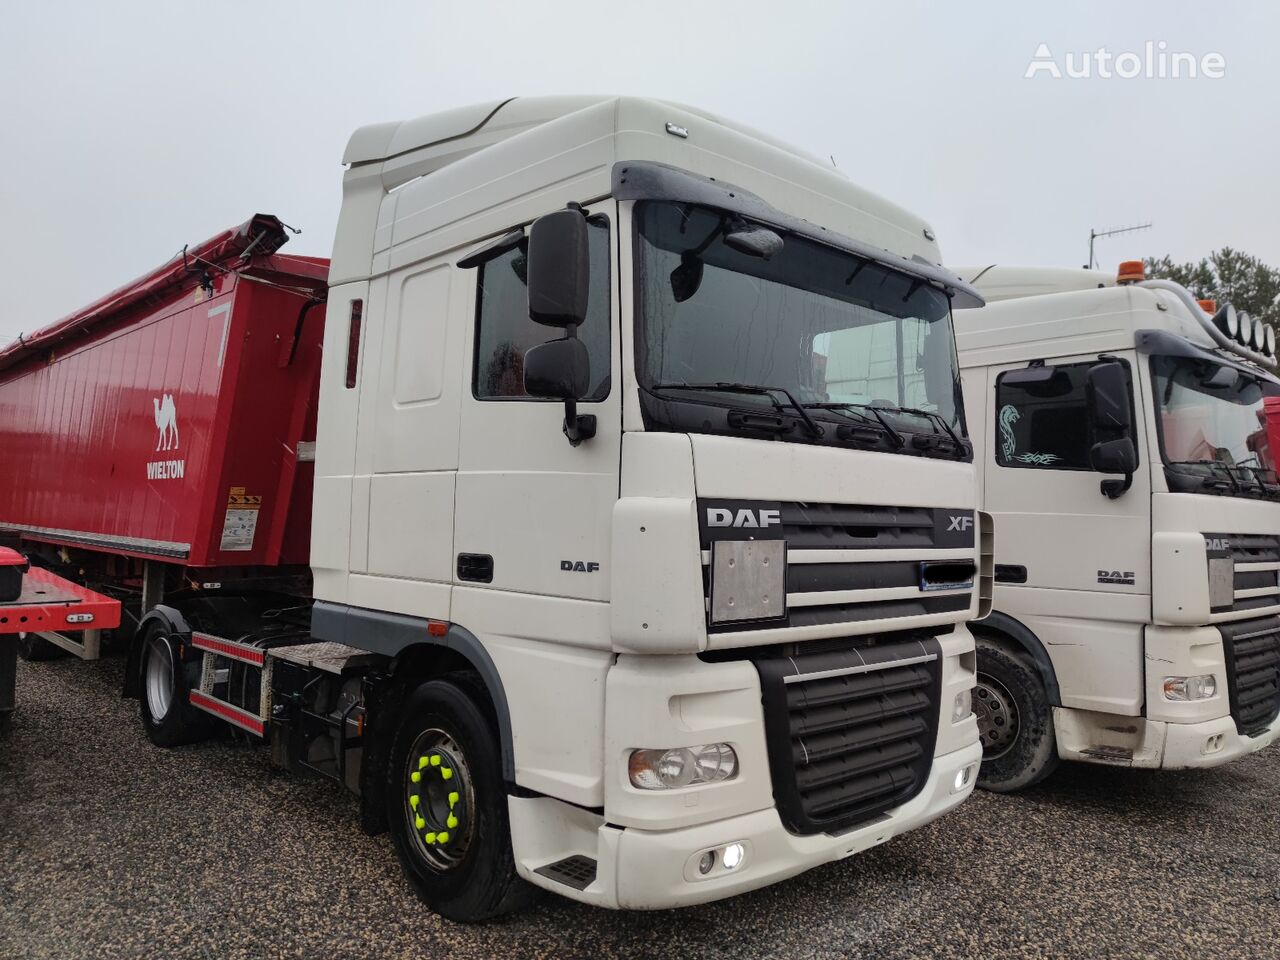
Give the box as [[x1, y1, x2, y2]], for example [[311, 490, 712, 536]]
[[1054, 706, 1280, 769], [1160, 712, 1280, 769], [510, 740, 982, 910]]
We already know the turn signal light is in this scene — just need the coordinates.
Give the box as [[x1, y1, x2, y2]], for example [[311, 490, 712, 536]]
[[1197, 299, 1217, 314]]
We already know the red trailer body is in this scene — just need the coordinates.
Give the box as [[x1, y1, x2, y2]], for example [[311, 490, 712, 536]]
[[0, 215, 329, 569]]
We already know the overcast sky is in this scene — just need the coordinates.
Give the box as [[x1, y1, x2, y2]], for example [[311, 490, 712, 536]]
[[1, 1, 1276, 343]]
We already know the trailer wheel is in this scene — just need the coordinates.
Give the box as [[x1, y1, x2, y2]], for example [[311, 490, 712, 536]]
[[136, 626, 212, 748], [15, 632, 62, 662], [385, 676, 530, 922], [974, 636, 1059, 792]]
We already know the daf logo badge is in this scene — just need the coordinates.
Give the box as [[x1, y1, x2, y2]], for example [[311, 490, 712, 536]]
[[707, 508, 781, 529]]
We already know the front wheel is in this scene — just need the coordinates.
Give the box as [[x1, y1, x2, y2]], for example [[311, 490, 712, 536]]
[[385, 677, 530, 922], [973, 635, 1059, 792]]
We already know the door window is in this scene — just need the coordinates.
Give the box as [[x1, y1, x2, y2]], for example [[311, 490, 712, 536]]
[[994, 361, 1135, 470]]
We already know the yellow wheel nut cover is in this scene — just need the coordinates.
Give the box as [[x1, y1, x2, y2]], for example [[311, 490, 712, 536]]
[[425, 832, 436, 844], [430, 755, 441, 767], [441, 767, 453, 780], [418, 756, 429, 770], [415, 815, 425, 830], [438, 831, 450, 843], [448, 792, 459, 807], [411, 771, 421, 783], [409, 795, 420, 809], [447, 814, 458, 829]]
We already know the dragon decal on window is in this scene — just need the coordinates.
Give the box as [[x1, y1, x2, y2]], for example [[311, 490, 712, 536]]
[[999, 404, 1061, 466]]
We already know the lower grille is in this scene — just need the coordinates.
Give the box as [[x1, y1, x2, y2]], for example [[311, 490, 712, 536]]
[[754, 635, 942, 835], [1219, 617, 1280, 736]]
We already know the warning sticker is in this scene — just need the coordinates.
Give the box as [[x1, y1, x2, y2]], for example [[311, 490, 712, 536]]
[[227, 486, 263, 507], [220, 509, 260, 552]]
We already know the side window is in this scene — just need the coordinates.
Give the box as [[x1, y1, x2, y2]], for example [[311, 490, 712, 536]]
[[995, 361, 1132, 470], [473, 216, 611, 400]]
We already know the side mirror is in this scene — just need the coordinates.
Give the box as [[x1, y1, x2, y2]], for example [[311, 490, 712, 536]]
[[1090, 437, 1137, 475], [527, 210, 590, 328], [1085, 361, 1135, 498], [524, 208, 595, 445], [525, 337, 590, 400], [1085, 361, 1132, 433]]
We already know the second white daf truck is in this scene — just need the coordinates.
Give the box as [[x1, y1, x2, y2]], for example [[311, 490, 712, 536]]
[[954, 261, 1280, 791]]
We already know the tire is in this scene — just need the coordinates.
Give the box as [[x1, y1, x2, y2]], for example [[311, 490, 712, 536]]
[[0, 709, 11, 735], [973, 635, 1059, 792], [136, 625, 214, 747], [16, 631, 62, 662], [384, 676, 531, 922]]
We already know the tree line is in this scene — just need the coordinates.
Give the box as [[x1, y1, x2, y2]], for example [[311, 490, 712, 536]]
[[1145, 249, 1280, 321]]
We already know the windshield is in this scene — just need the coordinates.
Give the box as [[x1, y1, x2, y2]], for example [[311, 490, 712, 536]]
[[633, 201, 965, 442], [1151, 354, 1278, 491]]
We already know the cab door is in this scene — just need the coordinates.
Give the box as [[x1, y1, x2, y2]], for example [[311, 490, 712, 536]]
[[452, 201, 621, 615], [984, 351, 1151, 715]]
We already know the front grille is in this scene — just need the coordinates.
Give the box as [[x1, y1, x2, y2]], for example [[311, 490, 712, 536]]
[[698, 499, 975, 634], [1218, 616, 1280, 736], [754, 635, 942, 835], [1208, 533, 1280, 616]]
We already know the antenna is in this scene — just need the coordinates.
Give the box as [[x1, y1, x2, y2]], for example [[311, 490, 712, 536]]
[[1085, 222, 1152, 269]]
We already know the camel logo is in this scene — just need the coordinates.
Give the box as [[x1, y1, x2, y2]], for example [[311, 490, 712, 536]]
[[146, 395, 184, 480], [153, 394, 179, 451]]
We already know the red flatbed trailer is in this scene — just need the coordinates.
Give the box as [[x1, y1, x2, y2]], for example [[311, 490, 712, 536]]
[[0, 556, 122, 728]]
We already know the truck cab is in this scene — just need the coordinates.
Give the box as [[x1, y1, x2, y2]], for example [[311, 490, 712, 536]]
[[303, 96, 988, 915], [954, 261, 1280, 790]]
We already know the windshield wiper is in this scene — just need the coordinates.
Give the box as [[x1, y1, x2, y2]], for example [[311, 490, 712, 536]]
[[802, 401, 904, 448], [1173, 459, 1240, 493], [653, 382, 823, 439], [875, 404, 966, 458]]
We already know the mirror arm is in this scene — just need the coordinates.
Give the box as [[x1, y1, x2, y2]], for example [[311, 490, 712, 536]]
[[563, 400, 597, 446], [1100, 472, 1133, 500]]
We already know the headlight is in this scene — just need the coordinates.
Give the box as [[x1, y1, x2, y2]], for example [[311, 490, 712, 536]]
[[952, 688, 973, 723], [628, 743, 739, 789], [1163, 675, 1217, 701]]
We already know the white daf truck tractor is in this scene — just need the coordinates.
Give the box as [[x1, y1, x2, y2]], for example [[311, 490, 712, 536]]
[[118, 96, 989, 921], [953, 260, 1280, 792]]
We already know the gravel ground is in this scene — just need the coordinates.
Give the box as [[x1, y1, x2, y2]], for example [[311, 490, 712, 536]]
[[2, 652, 1279, 960]]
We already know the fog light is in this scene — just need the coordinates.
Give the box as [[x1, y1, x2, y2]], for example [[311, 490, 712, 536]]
[[952, 688, 973, 723], [698, 850, 716, 874], [722, 842, 745, 870], [1163, 675, 1217, 701], [629, 743, 739, 790], [952, 763, 977, 794]]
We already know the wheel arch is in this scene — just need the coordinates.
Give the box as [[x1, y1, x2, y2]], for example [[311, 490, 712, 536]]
[[123, 604, 191, 699], [309, 602, 516, 836], [971, 610, 1062, 706]]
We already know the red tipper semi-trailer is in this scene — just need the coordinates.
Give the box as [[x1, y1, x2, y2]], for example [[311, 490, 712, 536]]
[[0, 214, 329, 666]]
